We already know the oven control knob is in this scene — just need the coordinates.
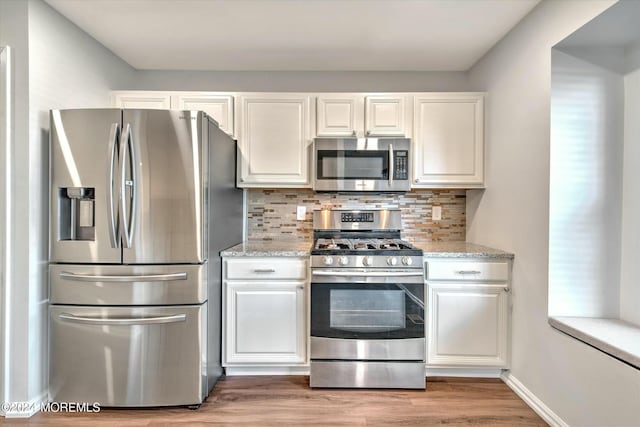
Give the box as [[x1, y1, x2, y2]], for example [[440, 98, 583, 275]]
[[387, 257, 398, 266], [362, 256, 373, 267], [401, 256, 413, 266], [322, 256, 334, 266], [339, 256, 350, 266]]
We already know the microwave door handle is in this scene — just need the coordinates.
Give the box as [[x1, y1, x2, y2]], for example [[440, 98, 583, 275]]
[[388, 144, 394, 186]]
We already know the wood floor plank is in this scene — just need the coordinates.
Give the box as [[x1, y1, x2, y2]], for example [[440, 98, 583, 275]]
[[1, 376, 547, 426]]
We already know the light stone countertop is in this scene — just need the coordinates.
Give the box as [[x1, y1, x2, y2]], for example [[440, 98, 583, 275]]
[[221, 240, 512, 259], [220, 240, 313, 257], [414, 241, 514, 259]]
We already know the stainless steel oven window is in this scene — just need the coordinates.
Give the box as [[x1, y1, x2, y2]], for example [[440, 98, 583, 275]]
[[329, 289, 406, 333]]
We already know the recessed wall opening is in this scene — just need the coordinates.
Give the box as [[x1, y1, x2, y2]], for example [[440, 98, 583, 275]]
[[549, 0, 640, 369]]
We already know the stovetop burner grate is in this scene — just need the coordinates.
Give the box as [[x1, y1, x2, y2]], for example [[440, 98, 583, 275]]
[[314, 238, 416, 252]]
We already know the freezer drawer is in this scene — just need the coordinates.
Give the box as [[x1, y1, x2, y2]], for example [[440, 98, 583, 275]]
[[50, 264, 206, 305], [50, 305, 207, 407]]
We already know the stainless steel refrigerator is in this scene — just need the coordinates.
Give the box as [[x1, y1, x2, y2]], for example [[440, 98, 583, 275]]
[[48, 109, 242, 407]]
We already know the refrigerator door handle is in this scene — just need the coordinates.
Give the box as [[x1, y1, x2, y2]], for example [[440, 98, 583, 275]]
[[58, 313, 187, 325], [107, 123, 120, 248], [59, 271, 188, 282], [119, 123, 136, 248]]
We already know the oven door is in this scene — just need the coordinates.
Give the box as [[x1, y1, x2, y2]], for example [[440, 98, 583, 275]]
[[313, 138, 410, 192], [310, 269, 425, 361]]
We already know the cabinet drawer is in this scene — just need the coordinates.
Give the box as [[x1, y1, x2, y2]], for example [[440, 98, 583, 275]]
[[426, 260, 509, 282], [225, 258, 308, 280]]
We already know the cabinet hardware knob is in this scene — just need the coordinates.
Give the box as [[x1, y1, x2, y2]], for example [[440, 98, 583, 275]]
[[297, 285, 304, 290], [504, 287, 510, 292]]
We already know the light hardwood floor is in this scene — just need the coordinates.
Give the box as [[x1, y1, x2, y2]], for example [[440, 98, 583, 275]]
[[2, 376, 547, 426]]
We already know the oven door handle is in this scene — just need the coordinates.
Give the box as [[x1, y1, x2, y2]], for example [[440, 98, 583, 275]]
[[312, 270, 424, 277]]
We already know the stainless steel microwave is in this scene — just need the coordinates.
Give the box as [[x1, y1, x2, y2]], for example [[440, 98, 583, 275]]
[[313, 137, 411, 192]]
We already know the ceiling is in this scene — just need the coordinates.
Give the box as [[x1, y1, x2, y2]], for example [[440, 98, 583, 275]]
[[45, 0, 540, 72]]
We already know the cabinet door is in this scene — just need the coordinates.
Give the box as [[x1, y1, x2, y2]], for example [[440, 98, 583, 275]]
[[316, 95, 363, 137], [413, 93, 484, 188], [224, 281, 306, 364], [174, 94, 234, 136], [365, 95, 407, 136], [427, 283, 508, 367], [112, 92, 171, 109], [237, 94, 311, 187]]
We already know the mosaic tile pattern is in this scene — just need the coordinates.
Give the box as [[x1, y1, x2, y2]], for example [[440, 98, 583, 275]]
[[246, 189, 466, 243]]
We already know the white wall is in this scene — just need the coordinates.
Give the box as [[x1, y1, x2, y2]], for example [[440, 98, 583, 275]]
[[549, 49, 623, 318], [131, 70, 469, 92], [467, 0, 640, 426], [0, 0, 135, 412], [621, 64, 640, 326], [0, 0, 32, 409]]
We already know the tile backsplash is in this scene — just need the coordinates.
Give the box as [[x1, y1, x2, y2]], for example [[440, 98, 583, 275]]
[[246, 189, 465, 243]]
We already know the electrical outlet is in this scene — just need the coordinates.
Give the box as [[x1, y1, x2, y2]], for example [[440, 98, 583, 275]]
[[432, 206, 442, 221], [296, 206, 306, 221]]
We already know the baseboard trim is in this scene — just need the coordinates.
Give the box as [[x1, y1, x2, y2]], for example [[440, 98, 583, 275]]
[[426, 367, 503, 378], [501, 372, 568, 427], [225, 366, 310, 376], [0, 392, 47, 418]]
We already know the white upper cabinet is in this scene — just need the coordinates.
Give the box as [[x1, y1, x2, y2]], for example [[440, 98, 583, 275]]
[[111, 91, 171, 109], [413, 93, 484, 188], [174, 93, 234, 136], [316, 95, 363, 137], [236, 93, 312, 187], [110, 91, 486, 189], [365, 95, 407, 136], [316, 94, 409, 137]]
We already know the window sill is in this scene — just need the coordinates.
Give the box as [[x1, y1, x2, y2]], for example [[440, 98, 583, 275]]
[[549, 316, 640, 370]]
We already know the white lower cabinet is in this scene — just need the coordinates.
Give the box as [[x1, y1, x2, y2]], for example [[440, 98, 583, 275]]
[[425, 258, 511, 368], [223, 258, 308, 367]]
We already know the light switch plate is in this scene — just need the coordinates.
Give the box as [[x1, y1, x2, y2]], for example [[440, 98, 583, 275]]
[[296, 206, 306, 220], [432, 206, 442, 221]]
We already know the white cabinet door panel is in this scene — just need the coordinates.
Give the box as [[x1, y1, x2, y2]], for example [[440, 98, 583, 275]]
[[365, 96, 407, 136], [235, 289, 297, 354], [316, 95, 362, 137], [112, 92, 171, 109], [427, 283, 508, 367], [174, 94, 234, 136], [224, 280, 306, 365], [237, 95, 311, 186], [413, 93, 484, 188]]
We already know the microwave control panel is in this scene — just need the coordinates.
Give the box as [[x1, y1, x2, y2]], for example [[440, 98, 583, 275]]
[[393, 151, 409, 180]]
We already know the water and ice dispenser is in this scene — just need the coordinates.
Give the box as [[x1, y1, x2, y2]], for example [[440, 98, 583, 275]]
[[58, 187, 95, 241]]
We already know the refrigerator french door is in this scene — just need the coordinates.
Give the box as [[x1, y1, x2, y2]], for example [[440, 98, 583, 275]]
[[49, 109, 242, 407]]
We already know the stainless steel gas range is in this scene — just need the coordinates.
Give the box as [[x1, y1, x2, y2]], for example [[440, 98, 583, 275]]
[[309, 209, 426, 389]]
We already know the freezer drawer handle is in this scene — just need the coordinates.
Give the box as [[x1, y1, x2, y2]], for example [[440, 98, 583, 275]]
[[59, 271, 188, 282], [58, 313, 187, 325]]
